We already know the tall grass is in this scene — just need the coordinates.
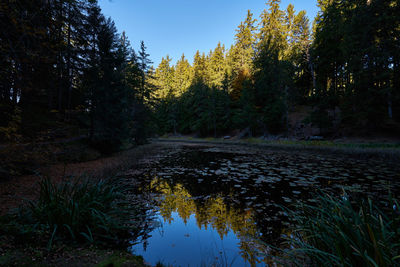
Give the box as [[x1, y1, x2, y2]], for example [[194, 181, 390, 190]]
[[280, 194, 400, 266], [4, 176, 146, 249]]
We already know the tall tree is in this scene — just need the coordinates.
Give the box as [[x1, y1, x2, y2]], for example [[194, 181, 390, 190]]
[[173, 54, 193, 96], [154, 56, 175, 98], [191, 50, 207, 83], [231, 10, 257, 76], [313, 0, 400, 129], [258, 0, 287, 56], [208, 42, 226, 89], [137, 40, 153, 101]]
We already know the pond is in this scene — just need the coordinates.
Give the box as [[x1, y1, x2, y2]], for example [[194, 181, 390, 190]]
[[129, 144, 400, 266]]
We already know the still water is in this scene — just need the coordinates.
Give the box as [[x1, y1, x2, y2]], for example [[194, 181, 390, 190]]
[[130, 145, 400, 266], [132, 212, 260, 266]]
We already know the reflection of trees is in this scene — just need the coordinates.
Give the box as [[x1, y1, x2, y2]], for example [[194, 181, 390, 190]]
[[151, 178, 267, 266], [174, 184, 196, 224], [156, 179, 196, 224], [208, 197, 229, 239]]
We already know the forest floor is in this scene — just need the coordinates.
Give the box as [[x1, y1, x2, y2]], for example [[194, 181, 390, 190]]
[[1, 138, 400, 266]]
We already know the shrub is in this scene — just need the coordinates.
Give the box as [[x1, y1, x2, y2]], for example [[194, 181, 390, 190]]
[[281, 194, 400, 267]]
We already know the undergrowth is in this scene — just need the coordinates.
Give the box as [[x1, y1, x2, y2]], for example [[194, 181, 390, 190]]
[[1, 176, 147, 250]]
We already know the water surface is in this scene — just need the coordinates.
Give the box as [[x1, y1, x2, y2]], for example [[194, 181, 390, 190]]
[[130, 145, 400, 266]]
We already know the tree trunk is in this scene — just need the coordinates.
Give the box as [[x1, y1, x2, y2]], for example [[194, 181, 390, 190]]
[[66, 1, 72, 120], [307, 47, 317, 92]]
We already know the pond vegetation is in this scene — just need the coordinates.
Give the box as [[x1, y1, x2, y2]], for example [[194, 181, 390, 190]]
[[282, 194, 400, 267], [129, 145, 400, 266]]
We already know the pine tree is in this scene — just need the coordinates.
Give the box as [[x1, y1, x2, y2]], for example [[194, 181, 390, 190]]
[[258, 0, 287, 57], [192, 50, 208, 83], [231, 10, 257, 76], [287, 9, 312, 103], [208, 42, 226, 89], [255, 0, 291, 134], [137, 41, 153, 101], [173, 54, 193, 96], [154, 55, 175, 98], [132, 40, 154, 143], [234, 77, 258, 136], [83, 14, 138, 151]]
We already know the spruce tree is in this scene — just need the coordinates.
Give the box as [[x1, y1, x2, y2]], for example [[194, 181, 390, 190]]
[[173, 54, 193, 96], [232, 10, 257, 75], [193, 50, 208, 83], [208, 42, 226, 89]]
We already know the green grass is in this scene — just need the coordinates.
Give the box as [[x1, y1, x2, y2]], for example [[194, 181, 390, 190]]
[[279, 194, 400, 266], [1, 176, 145, 249]]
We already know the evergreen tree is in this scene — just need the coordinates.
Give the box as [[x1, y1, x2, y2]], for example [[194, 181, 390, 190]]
[[154, 56, 175, 98], [208, 42, 226, 89], [258, 0, 287, 57], [0, 0, 150, 146], [234, 77, 258, 136], [254, 0, 291, 134], [313, 0, 400, 129], [137, 41, 153, 101], [90, 18, 127, 151], [192, 50, 208, 83], [288, 10, 312, 103], [254, 40, 290, 134], [173, 54, 193, 96], [231, 10, 257, 76]]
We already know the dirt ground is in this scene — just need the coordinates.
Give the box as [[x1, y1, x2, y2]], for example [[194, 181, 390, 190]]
[[0, 142, 172, 215]]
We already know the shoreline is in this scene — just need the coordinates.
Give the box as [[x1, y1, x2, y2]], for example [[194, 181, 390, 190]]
[[155, 138, 400, 162]]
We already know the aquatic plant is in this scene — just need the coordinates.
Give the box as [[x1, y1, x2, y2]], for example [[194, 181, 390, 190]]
[[280, 194, 400, 267]]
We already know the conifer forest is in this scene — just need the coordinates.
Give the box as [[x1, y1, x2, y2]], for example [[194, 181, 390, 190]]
[[0, 0, 400, 266]]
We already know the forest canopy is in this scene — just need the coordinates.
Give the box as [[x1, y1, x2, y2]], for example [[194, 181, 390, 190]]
[[151, 0, 400, 137], [1, 0, 399, 148], [0, 0, 152, 150]]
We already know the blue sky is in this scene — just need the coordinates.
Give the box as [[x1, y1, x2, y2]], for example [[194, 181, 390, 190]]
[[98, 0, 319, 67]]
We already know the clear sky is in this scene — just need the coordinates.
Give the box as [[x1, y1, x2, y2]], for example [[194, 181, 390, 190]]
[[98, 0, 319, 67]]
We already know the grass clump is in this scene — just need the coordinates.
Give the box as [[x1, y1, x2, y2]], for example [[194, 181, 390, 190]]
[[2, 176, 146, 249], [281, 194, 400, 267]]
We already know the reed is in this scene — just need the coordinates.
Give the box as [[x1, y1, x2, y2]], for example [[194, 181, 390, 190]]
[[281, 194, 400, 266]]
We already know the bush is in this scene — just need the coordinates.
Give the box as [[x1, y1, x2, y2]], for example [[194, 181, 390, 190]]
[[4, 176, 146, 249], [280, 194, 400, 267]]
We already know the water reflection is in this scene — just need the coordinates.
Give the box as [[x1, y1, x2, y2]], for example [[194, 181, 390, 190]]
[[132, 178, 268, 266], [130, 146, 400, 266]]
